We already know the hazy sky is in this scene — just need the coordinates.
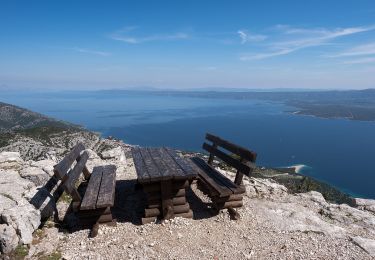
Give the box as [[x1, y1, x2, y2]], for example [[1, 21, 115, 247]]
[[1, 0, 375, 90]]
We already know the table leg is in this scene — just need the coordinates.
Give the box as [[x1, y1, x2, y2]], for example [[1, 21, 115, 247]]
[[161, 179, 174, 220]]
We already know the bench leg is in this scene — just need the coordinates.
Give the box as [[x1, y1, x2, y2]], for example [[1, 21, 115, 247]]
[[90, 223, 99, 238], [228, 207, 240, 220]]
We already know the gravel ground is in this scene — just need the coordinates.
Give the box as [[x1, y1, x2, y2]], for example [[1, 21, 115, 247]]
[[26, 151, 374, 260]]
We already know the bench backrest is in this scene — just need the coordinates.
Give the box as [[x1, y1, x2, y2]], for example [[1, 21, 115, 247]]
[[53, 143, 91, 206], [202, 133, 257, 185]]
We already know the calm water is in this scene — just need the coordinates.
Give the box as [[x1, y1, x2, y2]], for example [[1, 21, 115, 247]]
[[2, 91, 375, 198]]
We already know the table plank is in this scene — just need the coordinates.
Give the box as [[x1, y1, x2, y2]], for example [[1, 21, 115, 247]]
[[140, 148, 164, 182], [147, 148, 173, 180], [157, 148, 186, 180], [132, 147, 150, 183], [164, 148, 197, 179]]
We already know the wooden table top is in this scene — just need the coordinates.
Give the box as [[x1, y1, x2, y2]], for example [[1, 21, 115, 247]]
[[132, 147, 197, 184]]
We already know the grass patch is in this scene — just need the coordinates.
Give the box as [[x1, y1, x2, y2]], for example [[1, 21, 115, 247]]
[[39, 251, 62, 260], [14, 245, 29, 259], [59, 192, 72, 204]]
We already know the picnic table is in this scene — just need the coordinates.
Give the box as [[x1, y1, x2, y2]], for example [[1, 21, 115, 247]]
[[131, 147, 197, 224]]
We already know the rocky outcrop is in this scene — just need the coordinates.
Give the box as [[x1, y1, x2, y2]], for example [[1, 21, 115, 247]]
[[354, 198, 375, 215], [0, 224, 19, 254], [0, 142, 129, 255], [100, 146, 126, 162]]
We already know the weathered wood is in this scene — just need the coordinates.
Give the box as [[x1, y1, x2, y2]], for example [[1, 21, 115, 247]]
[[66, 151, 89, 192], [91, 223, 99, 238], [148, 196, 186, 207], [77, 207, 111, 217], [174, 210, 193, 219], [54, 143, 85, 179], [207, 143, 218, 165], [191, 157, 233, 197], [144, 208, 160, 218], [174, 188, 186, 197], [206, 133, 257, 162], [132, 147, 150, 183], [142, 217, 157, 224], [156, 147, 186, 179], [140, 148, 164, 182], [203, 143, 251, 175], [82, 166, 91, 179], [142, 181, 188, 193], [195, 157, 246, 195], [227, 207, 240, 220], [173, 204, 190, 214], [214, 200, 243, 209], [173, 196, 186, 205], [147, 148, 173, 180], [80, 167, 103, 210], [96, 165, 117, 208], [164, 148, 197, 179], [161, 180, 174, 220], [214, 194, 244, 203]]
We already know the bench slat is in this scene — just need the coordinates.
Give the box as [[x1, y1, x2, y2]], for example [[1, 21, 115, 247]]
[[66, 151, 89, 194], [80, 167, 103, 210], [164, 148, 197, 179], [96, 165, 117, 208], [190, 157, 233, 197], [147, 148, 173, 180], [54, 143, 85, 179], [139, 148, 164, 182], [206, 133, 257, 162], [203, 143, 251, 175], [132, 147, 150, 183]]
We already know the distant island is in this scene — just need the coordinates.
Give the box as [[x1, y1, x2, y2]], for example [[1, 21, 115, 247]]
[[94, 88, 375, 121]]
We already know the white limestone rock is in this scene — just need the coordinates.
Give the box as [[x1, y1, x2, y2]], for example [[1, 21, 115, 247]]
[[100, 147, 126, 162], [0, 224, 19, 254], [20, 166, 50, 186], [246, 178, 288, 198], [29, 159, 56, 177], [351, 236, 375, 256], [253, 199, 346, 238], [0, 194, 16, 214], [0, 151, 24, 170], [1, 200, 41, 244], [0, 169, 35, 202], [354, 198, 375, 215]]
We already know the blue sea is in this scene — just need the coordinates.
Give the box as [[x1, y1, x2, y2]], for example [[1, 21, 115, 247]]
[[2, 90, 375, 199]]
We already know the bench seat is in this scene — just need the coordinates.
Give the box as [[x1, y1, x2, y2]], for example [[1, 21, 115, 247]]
[[80, 165, 116, 210], [191, 157, 245, 197]]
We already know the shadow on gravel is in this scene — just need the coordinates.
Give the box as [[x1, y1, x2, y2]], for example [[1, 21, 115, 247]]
[[34, 175, 217, 235], [111, 179, 146, 225], [112, 179, 217, 224]]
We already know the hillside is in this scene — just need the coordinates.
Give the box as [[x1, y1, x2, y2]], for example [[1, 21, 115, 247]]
[[0, 102, 99, 160]]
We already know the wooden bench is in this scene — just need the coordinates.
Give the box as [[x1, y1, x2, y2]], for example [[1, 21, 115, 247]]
[[53, 143, 117, 237], [190, 133, 257, 219]]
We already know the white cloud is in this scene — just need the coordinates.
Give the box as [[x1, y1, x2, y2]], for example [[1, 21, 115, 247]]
[[343, 57, 375, 64], [237, 30, 267, 44], [240, 49, 293, 60], [110, 26, 189, 44], [329, 43, 375, 57], [72, 47, 111, 56], [240, 24, 375, 61]]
